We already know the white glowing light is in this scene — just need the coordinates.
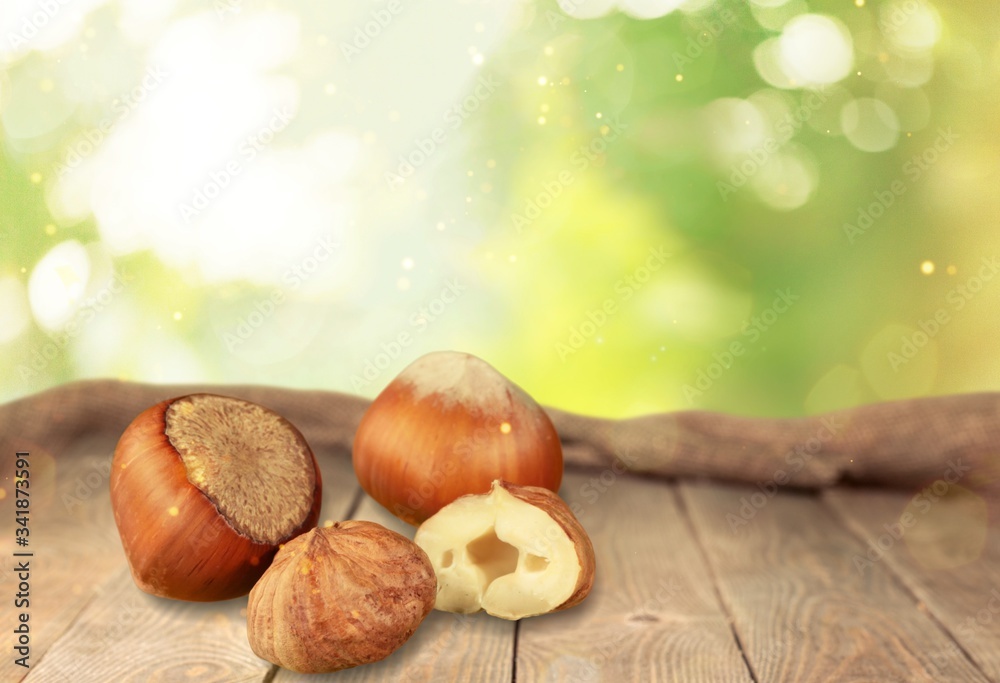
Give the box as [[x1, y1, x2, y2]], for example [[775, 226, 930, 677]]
[[619, 0, 686, 19], [49, 12, 360, 289], [0, 0, 113, 60], [71, 301, 206, 383], [28, 240, 92, 331], [750, 147, 818, 210], [778, 15, 854, 87], [880, 0, 941, 52], [118, 0, 179, 44], [753, 38, 797, 89], [557, 0, 688, 20], [557, 0, 617, 19], [704, 98, 769, 158], [882, 51, 934, 88], [841, 98, 900, 152], [0, 277, 31, 344]]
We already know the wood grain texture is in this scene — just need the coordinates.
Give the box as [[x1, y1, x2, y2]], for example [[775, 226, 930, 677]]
[[515, 472, 753, 683], [680, 481, 990, 682], [825, 486, 1000, 680], [273, 494, 514, 682], [23, 567, 268, 683], [0, 436, 127, 683], [20, 446, 359, 683]]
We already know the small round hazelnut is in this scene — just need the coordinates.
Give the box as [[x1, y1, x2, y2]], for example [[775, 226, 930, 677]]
[[246, 521, 437, 673]]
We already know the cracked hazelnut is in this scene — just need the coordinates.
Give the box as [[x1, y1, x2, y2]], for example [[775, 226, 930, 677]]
[[414, 480, 595, 620], [110, 393, 322, 601]]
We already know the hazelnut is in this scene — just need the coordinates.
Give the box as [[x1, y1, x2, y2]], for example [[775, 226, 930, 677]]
[[246, 521, 437, 673], [110, 393, 322, 601], [353, 351, 564, 525], [414, 480, 595, 620]]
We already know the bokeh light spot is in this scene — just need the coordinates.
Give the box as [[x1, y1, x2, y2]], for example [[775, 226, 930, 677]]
[[860, 323, 937, 399], [28, 240, 92, 331], [778, 15, 854, 87], [620, 0, 686, 19], [804, 365, 864, 414], [841, 98, 900, 152], [0, 277, 31, 345], [903, 484, 987, 571], [881, 0, 942, 52]]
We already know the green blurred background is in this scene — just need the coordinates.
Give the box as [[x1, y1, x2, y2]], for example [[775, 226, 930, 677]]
[[1, 0, 998, 418]]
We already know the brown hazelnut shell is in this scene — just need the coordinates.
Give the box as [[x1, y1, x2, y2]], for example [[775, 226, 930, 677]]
[[110, 395, 322, 602], [246, 521, 437, 673]]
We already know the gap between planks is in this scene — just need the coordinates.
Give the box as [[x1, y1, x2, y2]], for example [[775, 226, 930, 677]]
[[672, 484, 761, 683], [679, 480, 991, 682], [821, 486, 1000, 682]]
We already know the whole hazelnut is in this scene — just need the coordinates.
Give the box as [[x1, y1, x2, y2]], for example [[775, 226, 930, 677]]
[[353, 350, 564, 525], [246, 521, 437, 673]]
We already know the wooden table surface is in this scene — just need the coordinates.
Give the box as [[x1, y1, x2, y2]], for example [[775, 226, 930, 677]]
[[3, 434, 998, 682]]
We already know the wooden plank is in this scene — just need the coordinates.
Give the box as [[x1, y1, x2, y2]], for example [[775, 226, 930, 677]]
[[23, 566, 268, 683], [516, 472, 753, 682], [273, 493, 515, 682], [680, 480, 990, 682], [0, 436, 127, 683], [824, 485, 1000, 680], [23, 447, 359, 683]]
